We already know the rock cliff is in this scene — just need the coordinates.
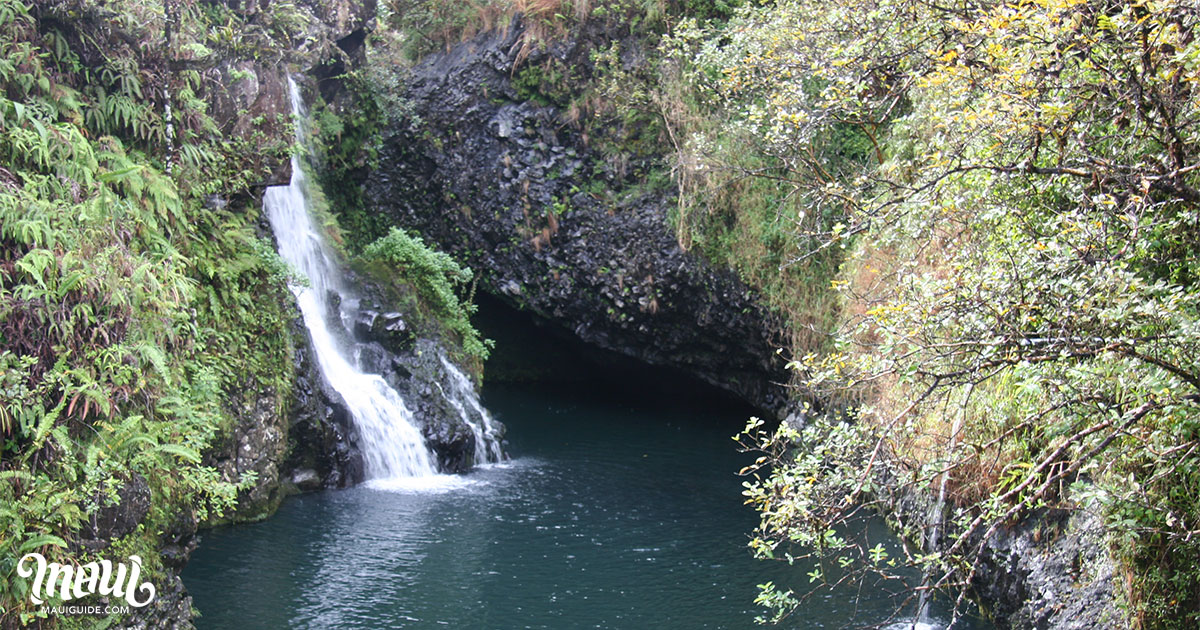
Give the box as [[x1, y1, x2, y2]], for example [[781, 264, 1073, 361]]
[[364, 23, 790, 414]]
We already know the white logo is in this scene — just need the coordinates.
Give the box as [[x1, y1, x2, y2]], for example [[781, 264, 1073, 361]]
[[16, 553, 156, 608]]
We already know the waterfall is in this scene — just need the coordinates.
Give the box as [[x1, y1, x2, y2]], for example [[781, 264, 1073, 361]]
[[438, 354, 505, 465], [265, 77, 436, 480], [908, 411, 968, 630]]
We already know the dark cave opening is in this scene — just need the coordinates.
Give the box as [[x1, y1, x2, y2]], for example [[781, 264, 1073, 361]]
[[473, 292, 762, 424]]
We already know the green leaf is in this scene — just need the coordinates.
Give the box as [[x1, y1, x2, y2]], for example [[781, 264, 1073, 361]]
[[18, 534, 68, 553], [157, 443, 201, 463], [98, 164, 144, 183]]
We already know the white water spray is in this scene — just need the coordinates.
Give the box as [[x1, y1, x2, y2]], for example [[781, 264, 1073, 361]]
[[438, 354, 505, 465], [264, 78, 436, 480]]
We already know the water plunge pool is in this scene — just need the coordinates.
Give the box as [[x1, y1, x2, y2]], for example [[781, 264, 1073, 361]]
[[183, 382, 977, 629]]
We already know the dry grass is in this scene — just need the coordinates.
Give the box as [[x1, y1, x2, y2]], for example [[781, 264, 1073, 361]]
[[832, 218, 1049, 510], [412, 0, 584, 66], [531, 206, 560, 251]]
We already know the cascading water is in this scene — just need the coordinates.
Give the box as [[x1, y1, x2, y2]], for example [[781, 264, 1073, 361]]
[[264, 77, 437, 480], [438, 354, 504, 465]]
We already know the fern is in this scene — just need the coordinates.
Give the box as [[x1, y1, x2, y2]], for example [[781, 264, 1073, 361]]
[[0, 0, 324, 623]]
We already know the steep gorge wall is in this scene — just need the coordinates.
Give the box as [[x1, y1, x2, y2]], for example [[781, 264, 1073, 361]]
[[879, 465, 1120, 630], [0, 2, 506, 627], [361, 23, 790, 415], [114, 3, 380, 625]]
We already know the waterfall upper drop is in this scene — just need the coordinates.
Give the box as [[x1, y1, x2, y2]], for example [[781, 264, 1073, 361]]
[[265, 77, 502, 481]]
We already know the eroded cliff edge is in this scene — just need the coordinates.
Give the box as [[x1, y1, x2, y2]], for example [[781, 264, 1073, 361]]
[[360, 24, 790, 415]]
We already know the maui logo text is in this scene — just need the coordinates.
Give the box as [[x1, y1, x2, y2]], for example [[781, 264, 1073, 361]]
[[16, 553, 156, 608]]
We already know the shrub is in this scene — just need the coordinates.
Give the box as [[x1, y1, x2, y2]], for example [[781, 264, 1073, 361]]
[[358, 228, 492, 366]]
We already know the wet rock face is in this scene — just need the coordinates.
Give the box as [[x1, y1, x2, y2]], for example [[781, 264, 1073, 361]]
[[78, 474, 152, 551], [203, 291, 366, 527], [365, 23, 789, 415], [100, 487, 199, 630], [205, 0, 377, 186], [283, 314, 366, 490], [117, 575, 195, 630], [973, 509, 1118, 630], [880, 468, 1118, 630], [353, 309, 416, 354], [208, 382, 289, 522], [353, 318, 504, 474], [395, 337, 505, 474], [120, 510, 199, 628]]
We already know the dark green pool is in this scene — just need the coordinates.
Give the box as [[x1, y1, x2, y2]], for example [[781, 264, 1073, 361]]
[[182, 383, 976, 629]]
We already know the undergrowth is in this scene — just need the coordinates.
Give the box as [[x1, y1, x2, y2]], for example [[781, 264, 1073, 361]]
[[357, 229, 492, 372], [0, 0, 319, 625]]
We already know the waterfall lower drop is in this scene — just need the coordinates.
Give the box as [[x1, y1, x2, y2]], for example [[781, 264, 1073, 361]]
[[265, 78, 440, 482], [896, 412, 966, 630], [438, 354, 504, 465]]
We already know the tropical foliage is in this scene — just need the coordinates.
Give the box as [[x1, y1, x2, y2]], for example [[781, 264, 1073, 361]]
[[358, 228, 492, 368], [0, 0, 310, 625], [659, 0, 1200, 627]]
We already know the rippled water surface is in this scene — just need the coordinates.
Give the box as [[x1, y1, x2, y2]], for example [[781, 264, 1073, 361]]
[[183, 383, 983, 629]]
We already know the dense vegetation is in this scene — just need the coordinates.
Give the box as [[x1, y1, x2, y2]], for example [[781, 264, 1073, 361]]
[[4, 0, 1197, 627], [358, 228, 493, 369], [654, 1, 1198, 627], [0, 1, 349, 626]]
